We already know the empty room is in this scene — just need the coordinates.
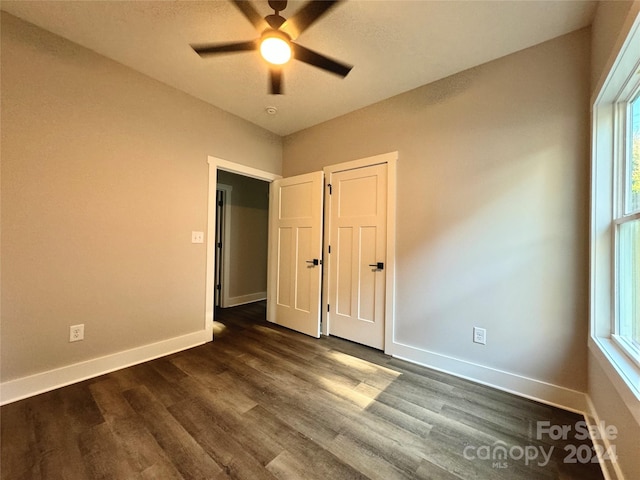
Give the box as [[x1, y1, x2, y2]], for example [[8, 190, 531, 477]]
[[1, 1, 639, 479]]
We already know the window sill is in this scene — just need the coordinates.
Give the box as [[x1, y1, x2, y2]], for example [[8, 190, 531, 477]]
[[590, 336, 640, 404], [611, 335, 640, 369]]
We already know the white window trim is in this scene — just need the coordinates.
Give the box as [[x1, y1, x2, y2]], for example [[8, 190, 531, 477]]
[[612, 334, 640, 369], [590, 10, 640, 405]]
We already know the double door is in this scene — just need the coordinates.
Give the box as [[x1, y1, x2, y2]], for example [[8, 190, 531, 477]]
[[267, 162, 389, 349]]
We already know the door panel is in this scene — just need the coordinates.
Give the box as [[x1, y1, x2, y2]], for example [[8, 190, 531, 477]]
[[295, 227, 313, 313], [336, 227, 353, 316], [276, 227, 293, 307], [268, 172, 323, 338], [328, 164, 387, 349], [359, 226, 377, 322]]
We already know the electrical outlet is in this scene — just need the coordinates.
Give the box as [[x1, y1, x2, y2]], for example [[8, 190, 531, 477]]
[[192, 231, 204, 244], [69, 324, 84, 342], [473, 327, 486, 345]]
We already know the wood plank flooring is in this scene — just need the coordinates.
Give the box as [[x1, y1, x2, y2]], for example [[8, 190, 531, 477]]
[[1, 302, 604, 479]]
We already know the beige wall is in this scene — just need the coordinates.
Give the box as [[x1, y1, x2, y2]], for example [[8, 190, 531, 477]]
[[217, 171, 269, 303], [0, 13, 281, 382], [589, 2, 640, 479], [284, 29, 591, 392], [591, 0, 636, 92]]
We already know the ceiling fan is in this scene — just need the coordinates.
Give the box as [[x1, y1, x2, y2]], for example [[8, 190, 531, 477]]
[[191, 0, 353, 95]]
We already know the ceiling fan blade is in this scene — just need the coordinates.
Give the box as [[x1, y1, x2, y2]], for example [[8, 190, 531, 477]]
[[281, 0, 341, 40], [270, 68, 283, 95], [291, 43, 352, 77], [231, 0, 269, 31], [191, 40, 257, 56]]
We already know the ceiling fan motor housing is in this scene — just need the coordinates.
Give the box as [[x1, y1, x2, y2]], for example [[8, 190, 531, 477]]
[[265, 14, 286, 30]]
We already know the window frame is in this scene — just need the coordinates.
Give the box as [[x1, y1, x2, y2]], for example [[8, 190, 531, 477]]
[[612, 86, 640, 368]]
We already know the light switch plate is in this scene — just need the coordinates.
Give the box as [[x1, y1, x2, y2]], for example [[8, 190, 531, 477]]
[[192, 231, 204, 244]]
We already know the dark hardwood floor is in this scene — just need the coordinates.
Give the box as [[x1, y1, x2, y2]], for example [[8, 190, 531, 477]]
[[1, 302, 604, 479]]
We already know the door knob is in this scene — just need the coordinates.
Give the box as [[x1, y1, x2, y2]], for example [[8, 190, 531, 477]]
[[306, 259, 320, 266], [369, 262, 384, 270]]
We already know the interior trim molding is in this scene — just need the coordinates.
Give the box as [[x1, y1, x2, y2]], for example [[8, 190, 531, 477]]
[[389, 341, 588, 414], [226, 292, 268, 308], [0, 329, 209, 406], [585, 395, 625, 480]]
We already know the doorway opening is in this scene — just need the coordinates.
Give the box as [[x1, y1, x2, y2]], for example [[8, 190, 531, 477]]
[[215, 171, 269, 309], [205, 157, 281, 339]]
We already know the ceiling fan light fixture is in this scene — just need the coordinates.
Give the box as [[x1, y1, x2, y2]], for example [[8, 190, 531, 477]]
[[191, 1, 352, 94], [260, 31, 291, 65]]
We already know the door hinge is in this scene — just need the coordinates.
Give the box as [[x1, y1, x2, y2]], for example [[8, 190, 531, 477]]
[[328, 183, 332, 195], [328, 245, 331, 254], [217, 242, 222, 249], [216, 284, 221, 291], [327, 304, 330, 312], [218, 200, 223, 207]]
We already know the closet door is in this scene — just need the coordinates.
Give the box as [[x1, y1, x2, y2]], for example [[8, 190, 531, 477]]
[[327, 163, 387, 349]]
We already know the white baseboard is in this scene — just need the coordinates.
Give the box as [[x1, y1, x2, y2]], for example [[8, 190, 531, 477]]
[[388, 341, 588, 414], [0, 329, 210, 406], [585, 395, 626, 480], [223, 292, 267, 308]]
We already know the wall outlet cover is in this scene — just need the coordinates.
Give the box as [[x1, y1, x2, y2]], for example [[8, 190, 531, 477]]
[[69, 324, 84, 342], [473, 327, 486, 345]]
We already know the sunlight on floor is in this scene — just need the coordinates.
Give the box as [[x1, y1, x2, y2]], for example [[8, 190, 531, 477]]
[[317, 376, 378, 409], [318, 351, 402, 411], [212, 321, 227, 336], [326, 350, 401, 377]]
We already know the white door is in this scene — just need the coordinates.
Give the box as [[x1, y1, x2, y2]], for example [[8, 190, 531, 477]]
[[267, 171, 324, 337], [327, 163, 387, 349]]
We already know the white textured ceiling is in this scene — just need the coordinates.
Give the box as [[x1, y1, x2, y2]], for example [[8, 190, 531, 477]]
[[1, 0, 597, 136]]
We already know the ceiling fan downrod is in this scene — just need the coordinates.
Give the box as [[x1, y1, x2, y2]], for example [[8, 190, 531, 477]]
[[266, 0, 287, 29]]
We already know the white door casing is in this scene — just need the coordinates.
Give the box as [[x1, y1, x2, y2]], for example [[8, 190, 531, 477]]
[[326, 163, 388, 349], [267, 171, 324, 337], [206, 156, 281, 340]]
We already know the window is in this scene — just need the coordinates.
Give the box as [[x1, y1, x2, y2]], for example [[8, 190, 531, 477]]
[[614, 91, 640, 366], [591, 12, 640, 400]]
